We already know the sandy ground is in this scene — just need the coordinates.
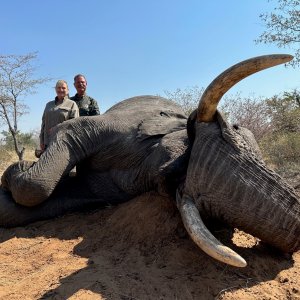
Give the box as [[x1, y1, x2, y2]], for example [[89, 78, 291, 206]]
[[0, 157, 299, 299]]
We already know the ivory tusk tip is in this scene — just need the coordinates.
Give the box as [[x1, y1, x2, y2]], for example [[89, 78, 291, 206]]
[[280, 54, 294, 63], [197, 53, 294, 123], [232, 257, 247, 268], [219, 245, 247, 267]]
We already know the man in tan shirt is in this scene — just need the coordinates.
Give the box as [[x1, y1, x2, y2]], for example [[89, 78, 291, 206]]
[[39, 80, 79, 150]]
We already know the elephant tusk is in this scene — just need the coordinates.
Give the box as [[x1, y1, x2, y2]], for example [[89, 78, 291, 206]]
[[176, 191, 247, 267], [197, 54, 293, 122]]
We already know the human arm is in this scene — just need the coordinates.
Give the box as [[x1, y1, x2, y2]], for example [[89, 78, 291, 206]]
[[39, 110, 46, 150], [69, 102, 79, 119]]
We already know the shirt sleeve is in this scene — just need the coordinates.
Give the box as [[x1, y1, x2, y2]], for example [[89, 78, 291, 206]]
[[39, 109, 46, 145], [90, 98, 100, 115], [70, 102, 79, 119]]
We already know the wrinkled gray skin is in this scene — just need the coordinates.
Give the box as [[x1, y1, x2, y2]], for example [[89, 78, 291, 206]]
[[1, 54, 300, 267], [1, 95, 299, 255], [1, 96, 190, 219]]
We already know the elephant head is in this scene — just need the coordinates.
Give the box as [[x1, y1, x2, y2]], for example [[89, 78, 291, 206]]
[[176, 54, 300, 267]]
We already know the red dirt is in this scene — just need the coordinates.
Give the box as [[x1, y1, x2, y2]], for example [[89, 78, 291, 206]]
[[0, 189, 299, 300]]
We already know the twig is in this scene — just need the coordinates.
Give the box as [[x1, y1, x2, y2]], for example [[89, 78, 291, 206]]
[[215, 285, 240, 299]]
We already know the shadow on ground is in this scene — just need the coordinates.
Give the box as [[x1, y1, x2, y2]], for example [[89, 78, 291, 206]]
[[0, 192, 296, 300]]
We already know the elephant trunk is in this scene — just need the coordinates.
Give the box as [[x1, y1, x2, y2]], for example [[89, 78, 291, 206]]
[[1, 117, 102, 206]]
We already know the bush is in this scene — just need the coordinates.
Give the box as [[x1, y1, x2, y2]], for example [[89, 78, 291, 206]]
[[260, 132, 300, 171]]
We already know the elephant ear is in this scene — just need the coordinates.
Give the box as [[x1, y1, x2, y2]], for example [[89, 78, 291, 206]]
[[137, 110, 187, 140]]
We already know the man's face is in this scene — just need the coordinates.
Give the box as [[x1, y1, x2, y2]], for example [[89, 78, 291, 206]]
[[74, 76, 87, 96]]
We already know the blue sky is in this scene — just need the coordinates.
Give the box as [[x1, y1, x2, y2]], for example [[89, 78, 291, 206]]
[[1, 0, 299, 132]]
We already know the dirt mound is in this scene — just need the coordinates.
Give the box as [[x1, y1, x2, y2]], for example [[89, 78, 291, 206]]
[[0, 192, 299, 299]]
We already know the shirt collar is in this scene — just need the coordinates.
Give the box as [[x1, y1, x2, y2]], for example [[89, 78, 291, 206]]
[[75, 93, 87, 99], [55, 96, 69, 104]]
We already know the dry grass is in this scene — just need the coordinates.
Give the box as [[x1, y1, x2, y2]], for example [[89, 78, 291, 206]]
[[0, 147, 37, 175]]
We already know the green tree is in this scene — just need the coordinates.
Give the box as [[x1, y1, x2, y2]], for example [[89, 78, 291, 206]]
[[1, 130, 37, 150], [260, 90, 300, 169], [0, 52, 50, 160], [266, 89, 300, 132], [256, 0, 300, 67]]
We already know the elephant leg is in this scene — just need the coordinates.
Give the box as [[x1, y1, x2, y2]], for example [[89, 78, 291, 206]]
[[0, 188, 109, 228], [0, 175, 133, 228]]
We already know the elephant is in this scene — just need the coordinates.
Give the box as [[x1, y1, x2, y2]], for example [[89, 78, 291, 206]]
[[1, 54, 299, 268]]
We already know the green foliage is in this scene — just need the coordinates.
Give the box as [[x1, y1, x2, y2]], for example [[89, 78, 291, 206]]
[[1, 130, 37, 150], [260, 132, 300, 168], [259, 90, 300, 170], [256, 0, 300, 67], [266, 90, 300, 133]]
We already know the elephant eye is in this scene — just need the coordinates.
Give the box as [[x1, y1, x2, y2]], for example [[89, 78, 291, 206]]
[[160, 111, 170, 117]]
